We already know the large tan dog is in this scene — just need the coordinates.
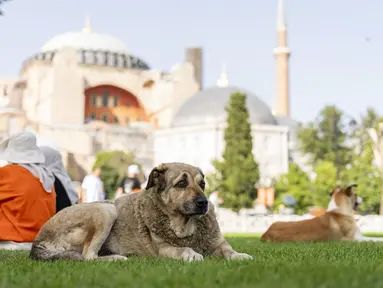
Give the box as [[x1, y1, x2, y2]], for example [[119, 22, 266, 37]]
[[260, 184, 361, 242], [29, 162, 252, 262]]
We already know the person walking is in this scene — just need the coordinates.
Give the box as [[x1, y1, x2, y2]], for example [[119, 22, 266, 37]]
[[80, 167, 105, 203]]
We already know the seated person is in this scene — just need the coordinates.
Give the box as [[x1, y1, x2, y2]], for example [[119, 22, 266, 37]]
[[39, 146, 78, 212], [0, 132, 56, 250], [115, 164, 142, 199]]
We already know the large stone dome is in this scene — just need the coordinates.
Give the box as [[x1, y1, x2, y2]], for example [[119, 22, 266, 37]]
[[171, 86, 277, 127], [24, 23, 150, 70], [41, 30, 129, 54]]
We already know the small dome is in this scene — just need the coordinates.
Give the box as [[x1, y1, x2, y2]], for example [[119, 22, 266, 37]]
[[171, 86, 277, 127], [41, 30, 129, 54]]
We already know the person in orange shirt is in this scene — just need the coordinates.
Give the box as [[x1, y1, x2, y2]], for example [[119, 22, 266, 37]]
[[0, 131, 56, 250]]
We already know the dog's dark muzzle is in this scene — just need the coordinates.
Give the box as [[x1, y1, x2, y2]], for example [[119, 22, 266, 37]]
[[194, 196, 208, 214]]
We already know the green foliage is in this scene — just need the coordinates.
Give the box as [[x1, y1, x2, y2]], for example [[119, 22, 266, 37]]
[[353, 107, 382, 148], [273, 161, 338, 211], [213, 92, 260, 211], [297, 105, 353, 168], [342, 137, 382, 214], [274, 163, 312, 214], [294, 106, 383, 213], [312, 161, 337, 208], [93, 150, 141, 199], [204, 172, 219, 197], [341, 107, 383, 214]]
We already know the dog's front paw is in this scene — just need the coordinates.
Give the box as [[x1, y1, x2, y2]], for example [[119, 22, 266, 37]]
[[226, 252, 253, 261], [181, 248, 204, 262], [84, 252, 98, 261], [100, 255, 129, 261]]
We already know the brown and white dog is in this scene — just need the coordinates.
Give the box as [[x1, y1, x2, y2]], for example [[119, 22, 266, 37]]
[[260, 184, 363, 242]]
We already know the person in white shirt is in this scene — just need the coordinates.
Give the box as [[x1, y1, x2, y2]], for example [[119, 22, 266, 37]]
[[80, 167, 105, 203]]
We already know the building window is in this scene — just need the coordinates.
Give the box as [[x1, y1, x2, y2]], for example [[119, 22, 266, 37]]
[[96, 95, 102, 107], [90, 95, 97, 106], [108, 96, 114, 108], [114, 117, 119, 124], [89, 112, 96, 120], [102, 91, 109, 107], [102, 114, 108, 122], [114, 96, 119, 107]]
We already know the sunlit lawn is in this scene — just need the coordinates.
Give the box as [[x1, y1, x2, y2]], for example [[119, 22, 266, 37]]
[[1, 234, 383, 288]]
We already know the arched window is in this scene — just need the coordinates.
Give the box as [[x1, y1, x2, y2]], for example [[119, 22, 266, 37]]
[[102, 114, 109, 122], [90, 95, 97, 106], [102, 91, 108, 107]]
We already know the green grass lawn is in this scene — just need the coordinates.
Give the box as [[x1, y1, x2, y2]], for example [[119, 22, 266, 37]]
[[2, 235, 383, 288]]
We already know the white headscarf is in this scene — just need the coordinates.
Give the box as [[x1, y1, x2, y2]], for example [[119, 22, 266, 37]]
[[39, 146, 78, 205], [0, 131, 55, 193]]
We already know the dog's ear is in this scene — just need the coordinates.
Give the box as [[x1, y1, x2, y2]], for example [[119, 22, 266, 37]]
[[196, 167, 204, 179], [329, 187, 340, 197], [145, 164, 168, 191], [345, 184, 357, 196]]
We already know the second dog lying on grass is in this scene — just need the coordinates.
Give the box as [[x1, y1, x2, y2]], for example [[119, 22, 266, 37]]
[[260, 184, 362, 242]]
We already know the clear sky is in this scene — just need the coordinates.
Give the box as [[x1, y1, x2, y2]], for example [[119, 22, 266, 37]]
[[1, 0, 382, 123]]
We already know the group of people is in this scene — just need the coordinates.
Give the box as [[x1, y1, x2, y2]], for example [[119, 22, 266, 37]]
[[0, 131, 143, 251], [0, 131, 78, 250], [80, 164, 142, 203]]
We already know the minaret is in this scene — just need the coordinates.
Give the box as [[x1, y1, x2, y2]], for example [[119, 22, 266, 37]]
[[217, 63, 229, 87], [273, 0, 291, 117]]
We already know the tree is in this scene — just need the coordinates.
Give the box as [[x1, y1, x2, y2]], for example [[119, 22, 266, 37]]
[[273, 163, 312, 214], [312, 161, 337, 208], [0, 0, 12, 15], [352, 107, 383, 152], [343, 107, 383, 214], [93, 150, 143, 199], [296, 106, 383, 213], [212, 91, 260, 211], [297, 105, 353, 169], [205, 171, 219, 197], [342, 141, 382, 214]]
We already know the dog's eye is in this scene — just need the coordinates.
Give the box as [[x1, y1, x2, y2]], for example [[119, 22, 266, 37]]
[[200, 181, 205, 190], [176, 180, 187, 188]]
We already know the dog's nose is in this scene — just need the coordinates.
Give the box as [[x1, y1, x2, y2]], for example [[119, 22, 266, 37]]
[[195, 196, 208, 207]]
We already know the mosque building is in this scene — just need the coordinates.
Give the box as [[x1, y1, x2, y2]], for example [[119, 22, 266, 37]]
[[0, 0, 300, 184], [154, 0, 300, 186]]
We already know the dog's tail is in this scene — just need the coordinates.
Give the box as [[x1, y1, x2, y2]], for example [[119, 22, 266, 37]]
[[29, 243, 84, 261]]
